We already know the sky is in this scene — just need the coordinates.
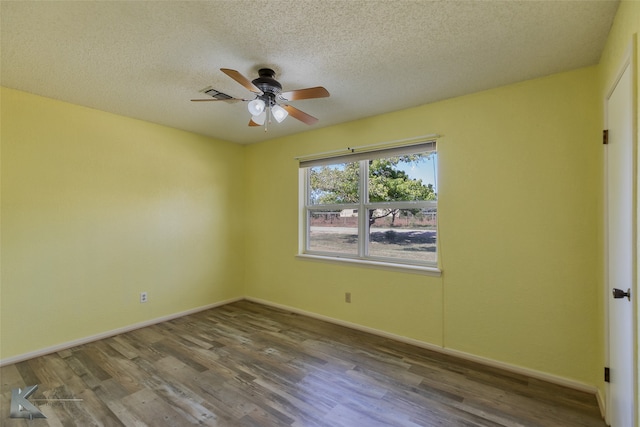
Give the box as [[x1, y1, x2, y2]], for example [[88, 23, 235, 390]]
[[401, 153, 438, 192]]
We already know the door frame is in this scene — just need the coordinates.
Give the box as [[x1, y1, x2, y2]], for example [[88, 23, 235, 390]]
[[603, 34, 638, 426]]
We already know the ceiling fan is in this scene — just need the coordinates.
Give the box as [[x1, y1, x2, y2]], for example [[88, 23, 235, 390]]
[[191, 68, 330, 128]]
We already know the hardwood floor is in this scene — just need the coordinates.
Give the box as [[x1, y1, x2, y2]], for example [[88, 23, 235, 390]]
[[1, 300, 605, 426]]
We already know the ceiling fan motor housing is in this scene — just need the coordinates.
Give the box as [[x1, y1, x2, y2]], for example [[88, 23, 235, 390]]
[[252, 68, 282, 106]]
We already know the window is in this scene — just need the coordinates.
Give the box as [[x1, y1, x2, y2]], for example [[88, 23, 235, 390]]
[[300, 141, 437, 268]]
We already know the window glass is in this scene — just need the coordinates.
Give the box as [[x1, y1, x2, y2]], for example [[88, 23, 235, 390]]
[[368, 153, 437, 202], [308, 211, 358, 255], [368, 208, 437, 263], [309, 162, 359, 205]]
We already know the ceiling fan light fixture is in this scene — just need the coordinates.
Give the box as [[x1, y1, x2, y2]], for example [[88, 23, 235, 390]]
[[248, 99, 266, 116], [252, 111, 266, 125], [272, 104, 288, 123]]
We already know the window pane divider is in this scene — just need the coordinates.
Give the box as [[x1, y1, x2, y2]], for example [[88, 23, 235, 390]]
[[307, 204, 360, 211], [359, 160, 368, 258], [364, 201, 436, 209]]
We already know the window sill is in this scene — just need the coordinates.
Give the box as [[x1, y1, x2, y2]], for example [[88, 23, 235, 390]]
[[296, 254, 442, 276]]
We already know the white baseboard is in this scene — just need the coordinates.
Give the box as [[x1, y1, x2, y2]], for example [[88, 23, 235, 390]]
[[596, 388, 607, 424], [245, 296, 599, 396], [0, 297, 243, 367]]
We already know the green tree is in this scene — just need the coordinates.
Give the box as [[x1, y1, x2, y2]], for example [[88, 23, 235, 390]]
[[310, 155, 436, 225], [309, 162, 359, 204]]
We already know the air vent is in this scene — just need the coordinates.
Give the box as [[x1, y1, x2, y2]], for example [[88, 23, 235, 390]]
[[204, 89, 233, 100]]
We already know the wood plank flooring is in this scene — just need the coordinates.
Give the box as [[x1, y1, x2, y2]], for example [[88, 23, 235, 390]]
[[0, 301, 606, 426]]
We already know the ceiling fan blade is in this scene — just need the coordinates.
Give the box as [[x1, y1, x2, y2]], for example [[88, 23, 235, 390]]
[[280, 86, 330, 101], [221, 68, 263, 94], [190, 98, 245, 102], [282, 105, 319, 125], [248, 119, 261, 127]]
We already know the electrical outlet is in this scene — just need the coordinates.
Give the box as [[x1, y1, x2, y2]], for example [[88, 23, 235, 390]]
[[140, 292, 148, 303], [345, 292, 351, 303]]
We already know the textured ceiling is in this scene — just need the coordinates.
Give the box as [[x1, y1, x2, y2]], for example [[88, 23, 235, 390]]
[[1, 1, 619, 144]]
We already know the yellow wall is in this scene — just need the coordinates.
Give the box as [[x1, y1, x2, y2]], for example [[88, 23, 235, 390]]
[[245, 66, 601, 385], [0, 87, 246, 360]]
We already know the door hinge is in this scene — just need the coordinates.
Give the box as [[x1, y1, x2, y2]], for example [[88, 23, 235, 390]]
[[603, 129, 609, 145], [605, 367, 610, 383]]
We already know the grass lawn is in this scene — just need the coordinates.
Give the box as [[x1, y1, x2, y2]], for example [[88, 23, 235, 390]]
[[309, 226, 436, 263]]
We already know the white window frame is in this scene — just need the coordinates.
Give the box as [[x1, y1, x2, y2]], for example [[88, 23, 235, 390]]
[[298, 140, 439, 274]]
